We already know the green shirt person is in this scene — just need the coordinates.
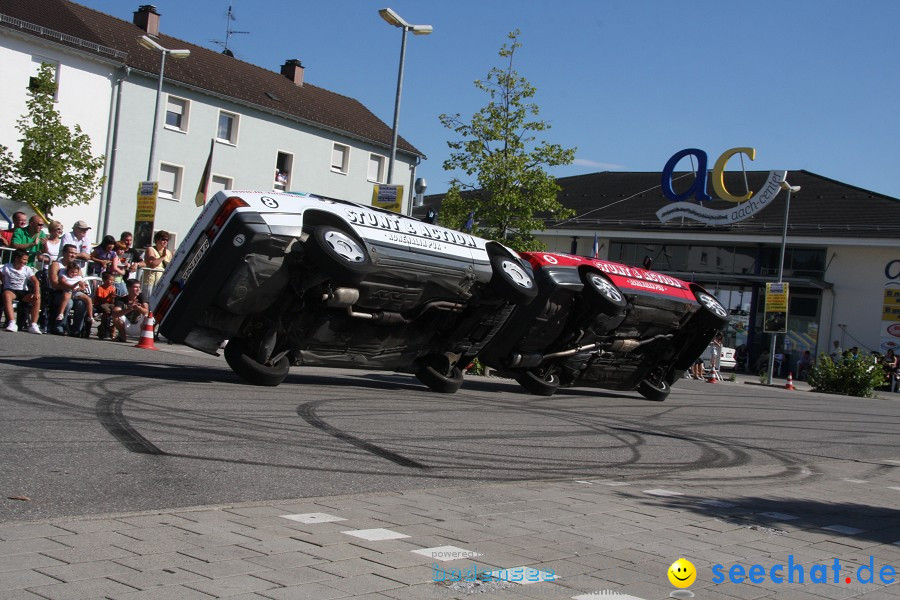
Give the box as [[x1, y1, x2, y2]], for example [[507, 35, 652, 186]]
[[11, 215, 48, 267]]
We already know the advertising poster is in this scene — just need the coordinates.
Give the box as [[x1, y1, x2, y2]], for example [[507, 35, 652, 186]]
[[371, 184, 403, 214], [881, 259, 900, 352], [764, 282, 788, 333], [134, 181, 158, 249]]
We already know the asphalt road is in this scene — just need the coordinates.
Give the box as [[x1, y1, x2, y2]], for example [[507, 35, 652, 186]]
[[2, 332, 898, 524]]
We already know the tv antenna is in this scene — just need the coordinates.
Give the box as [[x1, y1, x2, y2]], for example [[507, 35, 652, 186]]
[[211, 3, 249, 57]]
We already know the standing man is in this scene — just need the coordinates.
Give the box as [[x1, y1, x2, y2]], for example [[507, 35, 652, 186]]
[[49, 244, 89, 335], [11, 215, 48, 266], [60, 220, 92, 261]]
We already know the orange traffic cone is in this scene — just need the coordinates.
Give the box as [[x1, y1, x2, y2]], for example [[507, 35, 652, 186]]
[[134, 312, 158, 350], [706, 370, 717, 383], [785, 371, 795, 390]]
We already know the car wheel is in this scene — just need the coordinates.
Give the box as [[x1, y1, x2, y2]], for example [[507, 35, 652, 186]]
[[691, 286, 730, 328], [224, 338, 290, 387], [415, 360, 464, 394], [637, 377, 670, 402], [306, 226, 370, 284], [515, 369, 560, 396], [489, 254, 538, 305], [581, 269, 627, 315]]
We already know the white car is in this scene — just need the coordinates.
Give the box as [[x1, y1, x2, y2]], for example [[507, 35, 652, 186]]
[[152, 190, 538, 392]]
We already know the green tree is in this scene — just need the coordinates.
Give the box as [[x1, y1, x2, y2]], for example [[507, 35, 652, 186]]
[[0, 63, 106, 218], [438, 30, 575, 252]]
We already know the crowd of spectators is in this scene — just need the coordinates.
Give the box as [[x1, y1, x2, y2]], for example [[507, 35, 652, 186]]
[[0, 211, 170, 343]]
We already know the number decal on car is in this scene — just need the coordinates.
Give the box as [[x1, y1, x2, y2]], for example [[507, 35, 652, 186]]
[[260, 196, 279, 209]]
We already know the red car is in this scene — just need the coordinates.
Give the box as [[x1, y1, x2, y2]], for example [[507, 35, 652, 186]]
[[477, 252, 730, 401]]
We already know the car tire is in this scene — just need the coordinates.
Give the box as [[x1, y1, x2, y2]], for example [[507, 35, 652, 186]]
[[224, 338, 290, 387], [415, 361, 464, 394], [581, 269, 627, 315], [637, 377, 670, 402], [515, 369, 560, 396], [306, 226, 370, 284], [691, 285, 730, 328], [489, 254, 538, 305]]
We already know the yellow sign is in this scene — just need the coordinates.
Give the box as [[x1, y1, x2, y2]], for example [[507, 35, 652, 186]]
[[371, 184, 403, 214], [135, 181, 158, 221], [764, 282, 789, 333], [883, 306, 900, 322], [884, 289, 900, 305]]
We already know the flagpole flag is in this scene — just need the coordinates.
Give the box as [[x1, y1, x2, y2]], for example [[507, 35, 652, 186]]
[[194, 138, 215, 207], [592, 232, 600, 258]]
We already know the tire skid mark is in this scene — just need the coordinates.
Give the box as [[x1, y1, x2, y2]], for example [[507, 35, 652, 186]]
[[297, 400, 430, 470]]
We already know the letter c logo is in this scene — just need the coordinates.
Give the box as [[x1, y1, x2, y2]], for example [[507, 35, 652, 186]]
[[886, 259, 900, 280], [711, 147, 756, 202]]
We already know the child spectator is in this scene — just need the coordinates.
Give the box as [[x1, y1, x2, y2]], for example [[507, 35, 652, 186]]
[[1, 249, 42, 333], [56, 262, 93, 327], [94, 270, 118, 339]]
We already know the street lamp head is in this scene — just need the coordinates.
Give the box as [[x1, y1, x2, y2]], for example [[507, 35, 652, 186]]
[[379, 8, 408, 27], [138, 34, 165, 52], [138, 35, 190, 58], [411, 24, 433, 35], [779, 181, 801, 193]]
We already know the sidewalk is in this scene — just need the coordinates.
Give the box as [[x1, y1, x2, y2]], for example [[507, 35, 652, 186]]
[[3, 456, 900, 599]]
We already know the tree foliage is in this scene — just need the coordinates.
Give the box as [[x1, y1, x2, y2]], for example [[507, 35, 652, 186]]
[[0, 63, 106, 217], [438, 30, 575, 251]]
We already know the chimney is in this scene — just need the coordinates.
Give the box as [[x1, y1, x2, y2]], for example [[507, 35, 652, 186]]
[[133, 5, 160, 37], [280, 59, 304, 86]]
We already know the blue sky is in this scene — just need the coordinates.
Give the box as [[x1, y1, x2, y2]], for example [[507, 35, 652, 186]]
[[78, 0, 899, 198]]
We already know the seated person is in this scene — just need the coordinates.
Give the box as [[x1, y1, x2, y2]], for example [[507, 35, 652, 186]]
[[734, 344, 749, 372], [690, 357, 704, 379], [111, 278, 148, 342], [48, 244, 89, 336], [93, 270, 118, 339], [797, 350, 813, 380], [753, 349, 770, 373], [1, 249, 42, 334], [56, 262, 93, 328]]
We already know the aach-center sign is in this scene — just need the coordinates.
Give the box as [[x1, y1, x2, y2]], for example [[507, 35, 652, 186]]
[[657, 147, 787, 226]]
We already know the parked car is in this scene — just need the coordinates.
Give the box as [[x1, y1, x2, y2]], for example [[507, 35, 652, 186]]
[[151, 190, 537, 392], [477, 252, 730, 401]]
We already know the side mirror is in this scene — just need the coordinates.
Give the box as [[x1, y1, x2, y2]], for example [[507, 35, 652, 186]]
[[642, 255, 653, 270]]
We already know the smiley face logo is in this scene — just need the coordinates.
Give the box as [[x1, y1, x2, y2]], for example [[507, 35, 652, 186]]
[[668, 558, 697, 588]]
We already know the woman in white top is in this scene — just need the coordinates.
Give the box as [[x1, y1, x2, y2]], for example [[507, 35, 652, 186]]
[[42, 220, 63, 260]]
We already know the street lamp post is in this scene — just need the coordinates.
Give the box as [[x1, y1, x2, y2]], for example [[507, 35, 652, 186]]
[[766, 180, 801, 385], [378, 8, 431, 190], [138, 35, 190, 181]]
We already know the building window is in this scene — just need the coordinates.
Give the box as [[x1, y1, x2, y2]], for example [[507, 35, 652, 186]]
[[331, 143, 349, 174], [368, 154, 386, 183], [210, 175, 232, 196], [217, 111, 239, 144], [274, 151, 293, 190], [165, 96, 189, 131], [158, 163, 183, 200], [29, 57, 59, 99]]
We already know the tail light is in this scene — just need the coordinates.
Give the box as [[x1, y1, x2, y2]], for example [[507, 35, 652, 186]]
[[205, 196, 249, 240], [154, 282, 182, 322]]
